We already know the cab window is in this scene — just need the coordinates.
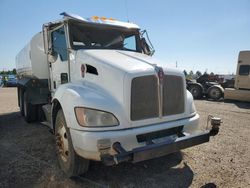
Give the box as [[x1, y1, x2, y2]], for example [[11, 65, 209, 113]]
[[69, 22, 141, 52], [123, 35, 136, 51], [51, 27, 68, 61], [239, 65, 250, 76]]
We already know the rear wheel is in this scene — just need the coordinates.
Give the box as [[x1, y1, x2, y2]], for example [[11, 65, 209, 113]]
[[208, 87, 222, 100], [23, 92, 37, 123], [55, 109, 89, 177], [189, 85, 202, 99], [19, 89, 24, 116]]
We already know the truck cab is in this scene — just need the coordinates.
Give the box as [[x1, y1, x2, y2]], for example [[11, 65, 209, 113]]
[[224, 51, 250, 102], [16, 13, 221, 177]]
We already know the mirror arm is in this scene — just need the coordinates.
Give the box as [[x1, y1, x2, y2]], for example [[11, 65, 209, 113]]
[[140, 30, 155, 56]]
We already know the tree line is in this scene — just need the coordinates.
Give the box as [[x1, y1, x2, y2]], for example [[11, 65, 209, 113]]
[[183, 70, 215, 80], [0, 69, 17, 75]]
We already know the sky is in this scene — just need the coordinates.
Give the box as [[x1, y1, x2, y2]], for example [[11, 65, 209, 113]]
[[0, 0, 249, 74]]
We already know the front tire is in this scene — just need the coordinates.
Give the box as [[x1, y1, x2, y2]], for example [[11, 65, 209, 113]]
[[55, 109, 89, 177]]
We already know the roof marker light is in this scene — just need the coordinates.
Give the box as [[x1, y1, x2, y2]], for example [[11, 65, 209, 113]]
[[90, 16, 117, 22], [100, 17, 107, 21], [91, 16, 99, 20]]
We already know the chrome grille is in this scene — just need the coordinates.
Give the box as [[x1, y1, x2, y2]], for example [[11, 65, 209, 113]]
[[131, 75, 184, 121], [131, 75, 159, 121], [163, 75, 184, 116]]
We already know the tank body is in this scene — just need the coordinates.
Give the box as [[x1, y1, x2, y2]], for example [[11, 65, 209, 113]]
[[16, 32, 49, 79]]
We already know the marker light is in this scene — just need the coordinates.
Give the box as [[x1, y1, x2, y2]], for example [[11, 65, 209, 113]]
[[91, 16, 99, 20], [100, 17, 107, 21], [91, 16, 116, 22]]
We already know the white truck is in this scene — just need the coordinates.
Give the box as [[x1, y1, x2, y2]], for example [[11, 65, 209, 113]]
[[16, 13, 221, 177]]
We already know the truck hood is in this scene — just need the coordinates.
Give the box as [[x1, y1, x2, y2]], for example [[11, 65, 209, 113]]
[[74, 49, 184, 109], [75, 49, 180, 74], [73, 49, 186, 129]]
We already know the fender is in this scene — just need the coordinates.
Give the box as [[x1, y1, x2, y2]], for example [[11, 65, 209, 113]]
[[186, 90, 195, 113], [51, 82, 129, 131], [17, 77, 49, 105]]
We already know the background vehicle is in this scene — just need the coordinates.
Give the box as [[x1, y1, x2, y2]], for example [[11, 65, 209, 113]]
[[16, 13, 220, 177], [220, 78, 235, 89], [186, 74, 224, 100], [5, 75, 17, 87], [224, 51, 250, 102]]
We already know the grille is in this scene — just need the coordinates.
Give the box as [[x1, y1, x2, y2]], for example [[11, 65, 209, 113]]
[[131, 75, 159, 121], [163, 75, 184, 116], [131, 75, 184, 121]]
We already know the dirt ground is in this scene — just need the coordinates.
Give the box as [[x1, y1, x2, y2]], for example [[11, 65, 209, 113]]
[[0, 87, 249, 188]]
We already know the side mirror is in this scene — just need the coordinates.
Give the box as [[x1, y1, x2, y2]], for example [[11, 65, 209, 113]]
[[141, 38, 152, 56], [48, 51, 58, 63], [140, 30, 155, 56]]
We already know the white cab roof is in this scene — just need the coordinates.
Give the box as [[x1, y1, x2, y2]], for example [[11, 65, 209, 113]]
[[60, 12, 140, 29]]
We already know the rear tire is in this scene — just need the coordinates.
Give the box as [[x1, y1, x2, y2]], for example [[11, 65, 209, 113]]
[[23, 92, 37, 123], [55, 109, 89, 177], [208, 87, 222, 100], [189, 85, 202, 99], [19, 89, 24, 116]]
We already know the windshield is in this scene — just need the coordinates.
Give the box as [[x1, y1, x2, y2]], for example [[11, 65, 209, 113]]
[[69, 22, 142, 52]]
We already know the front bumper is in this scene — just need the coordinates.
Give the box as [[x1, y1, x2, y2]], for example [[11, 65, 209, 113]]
[[101, 115, 221, 165], [70, 114, 221, 163], [101, 131, 210, 165]]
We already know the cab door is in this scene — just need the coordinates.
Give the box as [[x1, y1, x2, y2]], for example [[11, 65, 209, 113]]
[[237, 64, 250, 89], [49, 26, 70, 95]]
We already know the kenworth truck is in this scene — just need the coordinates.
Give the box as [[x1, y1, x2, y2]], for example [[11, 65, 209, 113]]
[[16, 13, 221, 177]]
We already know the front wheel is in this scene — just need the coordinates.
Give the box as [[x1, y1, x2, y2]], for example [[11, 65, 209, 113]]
[[55, 109, 89, 177]]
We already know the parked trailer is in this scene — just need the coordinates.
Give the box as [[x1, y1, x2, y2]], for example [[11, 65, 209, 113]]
[[16, 13, 221, 177]]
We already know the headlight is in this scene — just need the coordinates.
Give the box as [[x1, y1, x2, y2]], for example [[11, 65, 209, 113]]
[[190, 102, 196, 114], [75, 107, 119, 127]]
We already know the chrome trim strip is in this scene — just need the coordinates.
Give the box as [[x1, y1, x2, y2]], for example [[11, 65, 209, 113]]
[[154, 66, 164, 118]]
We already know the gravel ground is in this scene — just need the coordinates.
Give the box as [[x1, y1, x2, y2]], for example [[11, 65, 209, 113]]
[[0, 87, 249, 188]]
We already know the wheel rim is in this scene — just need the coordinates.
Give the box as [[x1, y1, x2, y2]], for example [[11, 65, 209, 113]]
[[210, 88, 220, 99], [56, 124, 69, 162]]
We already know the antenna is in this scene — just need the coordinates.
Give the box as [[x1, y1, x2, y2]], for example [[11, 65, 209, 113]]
[[124, 0, 129, 22]]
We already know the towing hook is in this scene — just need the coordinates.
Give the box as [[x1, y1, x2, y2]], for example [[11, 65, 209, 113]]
[[101, 142, 132, 166], [207, 116, 222, 136], [113, 142, 126, 154]]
